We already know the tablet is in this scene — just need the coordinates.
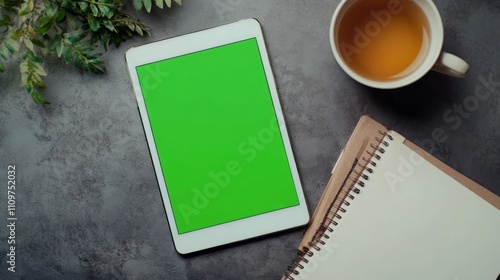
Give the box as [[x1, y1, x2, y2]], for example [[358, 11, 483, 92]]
[[125, 19, 309, 254]]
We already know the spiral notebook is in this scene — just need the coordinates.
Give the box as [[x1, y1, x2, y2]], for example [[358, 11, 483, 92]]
[[283, 116, 500, 280]]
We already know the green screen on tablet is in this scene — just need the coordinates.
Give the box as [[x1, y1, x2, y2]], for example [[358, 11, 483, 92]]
[[136, 38, 299, 234]]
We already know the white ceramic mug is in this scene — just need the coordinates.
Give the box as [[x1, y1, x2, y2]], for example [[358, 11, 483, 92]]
[[329, 0, 469, 89]]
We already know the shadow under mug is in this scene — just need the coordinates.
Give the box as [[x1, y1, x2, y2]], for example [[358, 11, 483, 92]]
[[329, 0, 470, 89]]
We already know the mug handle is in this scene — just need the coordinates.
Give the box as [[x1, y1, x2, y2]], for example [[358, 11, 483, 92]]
[[431, 52, 469, 78]]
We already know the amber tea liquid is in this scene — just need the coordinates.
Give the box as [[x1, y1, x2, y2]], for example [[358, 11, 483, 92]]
[[337, 0, 430, 81]]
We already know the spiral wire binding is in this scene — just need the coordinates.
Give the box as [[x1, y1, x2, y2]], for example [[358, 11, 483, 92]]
[[283, 131, 393, 280]]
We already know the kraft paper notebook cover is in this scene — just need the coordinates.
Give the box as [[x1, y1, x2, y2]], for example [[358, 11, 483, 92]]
[[282, 116, 500, 280]]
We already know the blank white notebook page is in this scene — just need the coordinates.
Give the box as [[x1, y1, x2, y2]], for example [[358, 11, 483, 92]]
[[295, 132, 500, 280]]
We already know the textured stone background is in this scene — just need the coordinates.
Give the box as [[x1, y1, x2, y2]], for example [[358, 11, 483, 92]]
[[1, 0, 499, 279]]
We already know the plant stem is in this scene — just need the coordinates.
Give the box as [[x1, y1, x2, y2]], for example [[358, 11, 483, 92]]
[[83, 0, 113, 7]]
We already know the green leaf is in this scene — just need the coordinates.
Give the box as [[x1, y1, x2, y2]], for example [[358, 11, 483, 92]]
[[28, 87, 50, 105], [63, 46, 73, 62], [164, 0, 171, 8], [28, 51, 43, 63], [0, 46, 8, 60], [10, 28, 24, 40], [102, 20, 115, 32], [133, 0, 143, 11], [56, 39, 64, 57], [36, 17, 53, 36], [143, 0, 152, 12], [31, 72, 45, 88], [37, 24, 52, 35], [24, 38, 35, 53], [60, 0, 71, 8], [18, 2, 31, 16], [73, 54, 83, 68], [88, 14, 100, 31], [55, 10, 66, 22], [5, 39, 20, 54], [21, 72, 28, 85], [28, 0, 34, 11], [37, 15, 52, 26], [78, 1, 88, 10], [0, 14, 12, 25], [154, 0, 163, 9], [98, 5, 113, 18], [66, 31, 86, 43], [136, 25, 143, 36], [87, 53, 102, 60], [89, 61, 105, 74], [126, 22, 135, 31], [99, 36, 110, 51], [90, 4, 99, 16], [0, 60, 5, 73], [20, 60, 29, 73], [46, 5, 57, 17], [33, 62, 47, 76], [31, 38, 46, 48], [81, 62, 89, 72]]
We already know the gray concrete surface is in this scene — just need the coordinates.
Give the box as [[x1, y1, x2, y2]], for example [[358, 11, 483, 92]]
[[1, 0, 499, 279]]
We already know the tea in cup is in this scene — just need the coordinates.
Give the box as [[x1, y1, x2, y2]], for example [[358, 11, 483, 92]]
[[330, 0, 469, 89]]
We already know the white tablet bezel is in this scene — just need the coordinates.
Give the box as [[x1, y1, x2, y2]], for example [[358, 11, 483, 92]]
[[125, 19, 309, 254]]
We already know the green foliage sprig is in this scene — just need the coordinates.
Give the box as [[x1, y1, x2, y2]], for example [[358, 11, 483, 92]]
[[0, 0, 181, 104], [134, 0, 181, 13]]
